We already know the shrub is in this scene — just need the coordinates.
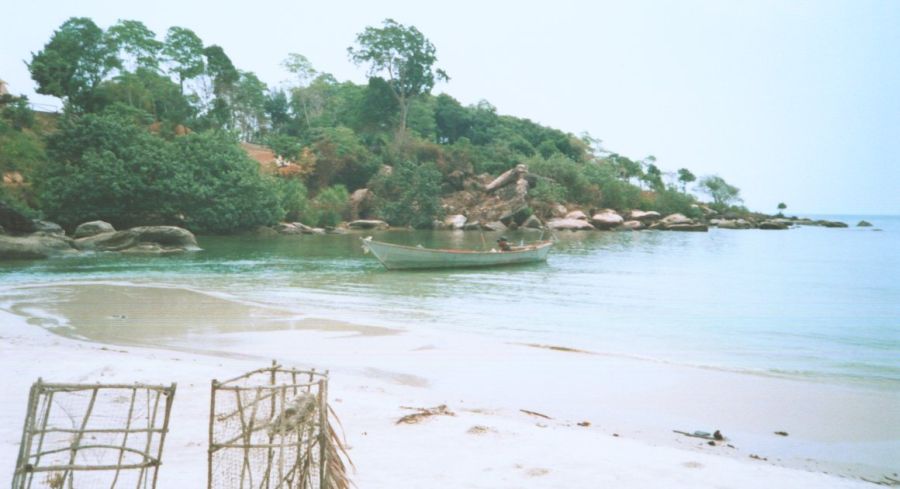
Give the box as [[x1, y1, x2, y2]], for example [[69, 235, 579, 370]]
[[312, 185, 349, 227]]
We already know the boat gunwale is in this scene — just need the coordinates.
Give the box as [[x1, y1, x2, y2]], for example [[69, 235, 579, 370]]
[[362, 238, 554, 255]]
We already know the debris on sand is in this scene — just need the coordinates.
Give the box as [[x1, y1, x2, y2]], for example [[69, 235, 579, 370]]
[[467, 425, 496, 435], [674, 429, 727, 442], [774, 431, 789, 436], [396, 404, 455, 424], [577, 421, 591, 427], [520, 409, 553, 420], [750, 454, 768, 461]]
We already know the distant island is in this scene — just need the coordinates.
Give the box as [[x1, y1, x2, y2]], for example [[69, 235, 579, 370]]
[[0, 17, 858, 257]]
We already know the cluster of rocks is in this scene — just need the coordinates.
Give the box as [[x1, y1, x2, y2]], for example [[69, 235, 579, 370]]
[[0, 206, 199, 260]]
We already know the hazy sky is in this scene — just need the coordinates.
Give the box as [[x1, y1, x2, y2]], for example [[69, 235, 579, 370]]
[[2, 0, 898, 214]]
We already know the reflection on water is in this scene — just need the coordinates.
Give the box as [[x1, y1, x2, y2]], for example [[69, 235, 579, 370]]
[[2, 217, 899, 388]]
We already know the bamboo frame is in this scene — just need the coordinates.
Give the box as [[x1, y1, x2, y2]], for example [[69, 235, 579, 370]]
[[12, 380, 176, 489], [208, 362, 330, 489]]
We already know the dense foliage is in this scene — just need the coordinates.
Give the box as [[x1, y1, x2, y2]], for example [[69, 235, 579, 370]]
[[4, 16, 748, 233]]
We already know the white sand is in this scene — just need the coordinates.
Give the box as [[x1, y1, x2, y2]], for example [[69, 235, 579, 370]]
[[1, 284, 895, 488]]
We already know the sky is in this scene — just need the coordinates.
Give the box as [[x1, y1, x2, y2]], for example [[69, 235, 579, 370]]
[[2, 0, 898, 215]]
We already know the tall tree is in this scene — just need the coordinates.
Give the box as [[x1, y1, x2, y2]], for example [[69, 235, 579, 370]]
[[162, 26, 205, 93], [698, 175, 742, 210], [28, 17, 120, 112], [347, 19, 448, 136], [677, 168, 696, 192], [106, 20, 163, 72], [282, 53, 317, 128]]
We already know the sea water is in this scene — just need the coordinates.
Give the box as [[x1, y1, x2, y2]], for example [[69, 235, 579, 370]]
[[2, 216, 898, 390]]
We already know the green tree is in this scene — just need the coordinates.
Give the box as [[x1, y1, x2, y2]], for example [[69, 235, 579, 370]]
[[162, 26, 205, 93], [643, 163, 664, 192], [372, 161, 443, 228], [347, 19, 449, 135], [698, 175, 742, 211], [282, 53, 318, 129], [677, 168, 696, 192], [312, 185, 349, 227], [106, 19, 163, 72], [28, 17, 120, 112], [777, 202, 787, 216], [38, 110, 281, 232]]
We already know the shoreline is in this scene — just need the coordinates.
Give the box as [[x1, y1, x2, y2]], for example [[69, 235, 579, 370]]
[[1, 282, 897, 487]]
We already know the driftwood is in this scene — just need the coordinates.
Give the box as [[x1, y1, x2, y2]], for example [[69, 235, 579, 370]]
[[396, 405, 455, 425], [520, 409, 553, 420], [485, 164, 528, 192], [674, 430, 726, 441]]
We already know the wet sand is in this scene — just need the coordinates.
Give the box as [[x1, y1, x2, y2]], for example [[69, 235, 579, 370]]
[[1, 282, 897, 487]]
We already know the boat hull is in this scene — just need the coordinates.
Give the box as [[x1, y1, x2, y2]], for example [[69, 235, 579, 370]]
[[362, 239, 553, 270]]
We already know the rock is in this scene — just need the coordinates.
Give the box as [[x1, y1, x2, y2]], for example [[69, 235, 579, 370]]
[[73, 220, 116, 239], [665, 223, 709, 232], [32, 220, 64, 235], [522, 215, 544, 229], [463, 221, 482, 231], [565, 210, 589, 221], [347, 219, 389, 230], [349, 188, 375, 220], [659, 213, 693, 226], [0, 233, 78, 259], [485, 164, 528, 192], [552, 204, 568, 218], [444, 214, 467, 230], [591, 210, 624, 230], [818, 220, 848, 228], [75, 226, 199, 253], [325, 227, 348, 234], [759, 220, 789, 230], [547, 218, 596, 231], [275, 222, 304, 235], [628, 210, 661, 222], [620, 220, 644, 230], [717, 219, 753, 230], [482, 221, 507, 232], [857, 220, 873, 227], [291, 222, 324, 235]]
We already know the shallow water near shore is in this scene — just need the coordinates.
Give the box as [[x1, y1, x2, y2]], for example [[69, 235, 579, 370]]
[[1, 215, 898, 390]]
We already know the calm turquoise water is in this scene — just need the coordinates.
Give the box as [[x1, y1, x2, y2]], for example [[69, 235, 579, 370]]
[[2, 216, 898, 389]]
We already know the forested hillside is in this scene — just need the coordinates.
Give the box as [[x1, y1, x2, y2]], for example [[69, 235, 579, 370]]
[[0, 17, 746, 233]]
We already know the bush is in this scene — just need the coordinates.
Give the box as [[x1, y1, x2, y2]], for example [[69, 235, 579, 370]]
[[312, 185, 349, 227], [276, 178, 317, 223], [371, 161, 443, 228], [38, 111, 282, 233]]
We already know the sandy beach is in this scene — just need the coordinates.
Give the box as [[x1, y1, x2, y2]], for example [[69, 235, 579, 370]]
[[1, 283, 897, 488]]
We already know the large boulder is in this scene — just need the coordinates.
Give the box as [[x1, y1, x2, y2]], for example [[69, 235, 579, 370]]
[[482, 221, 507, 232], [0, 233, 78, 260], [547, 218, 595, 231], [444, 214, 467, 230], [347, 219, 389, 230], [627, 210, 661, 223], [665, 223, 709, 232], [650, 213, 708, 232], [717, 219, 753, 230], [349, 188, 376, 220], [463, 221, 482, 231], [818, 220, 849, 228], [522, 215, 544, 229], [275, 222, 304, 235], [73, 220, 116, 239], [31, 220, 64, 235], [565, 210, 589, 221], [551, 204, 568, 218], [857, 220, 873, 227], [759, 220, 789, 230], [620, 220, 644, 231], [75, 226, 199, 253], [591, 210, 624, 230], [485, 164, 528, 192]]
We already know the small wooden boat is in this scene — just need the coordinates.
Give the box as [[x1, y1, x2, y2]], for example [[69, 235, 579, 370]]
[[361, 237, 553, 270]]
